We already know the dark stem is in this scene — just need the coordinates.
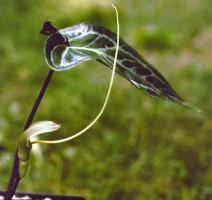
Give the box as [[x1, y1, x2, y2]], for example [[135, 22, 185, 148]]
[[5, 69, 54, 200]]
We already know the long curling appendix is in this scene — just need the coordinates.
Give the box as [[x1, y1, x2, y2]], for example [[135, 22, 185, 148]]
[[30, 4, 120, 145], [17, 4, 120, 179]]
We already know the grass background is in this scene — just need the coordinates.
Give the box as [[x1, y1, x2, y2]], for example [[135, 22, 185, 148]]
[[0, 0, 211, 199]]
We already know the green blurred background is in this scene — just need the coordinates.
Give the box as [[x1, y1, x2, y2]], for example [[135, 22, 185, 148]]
[[0, 0, 211, 199]]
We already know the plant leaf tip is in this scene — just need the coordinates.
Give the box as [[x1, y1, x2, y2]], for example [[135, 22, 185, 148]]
[[181, 101, 201, 113]]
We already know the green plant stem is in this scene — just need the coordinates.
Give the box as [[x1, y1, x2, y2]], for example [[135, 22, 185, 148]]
[[5, 69, 54, 200]]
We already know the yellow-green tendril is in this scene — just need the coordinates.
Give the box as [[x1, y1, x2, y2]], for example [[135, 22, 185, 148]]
[[31, 4, 120, 145]]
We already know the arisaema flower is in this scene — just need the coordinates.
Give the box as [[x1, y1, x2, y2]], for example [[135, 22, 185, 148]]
[[41, 20, 185, 104]]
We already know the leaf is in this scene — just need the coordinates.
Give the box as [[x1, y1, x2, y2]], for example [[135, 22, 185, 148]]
[[43, 22, 184, 104], [24, 121, 61, 139], [17, 121, 60, 178]]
